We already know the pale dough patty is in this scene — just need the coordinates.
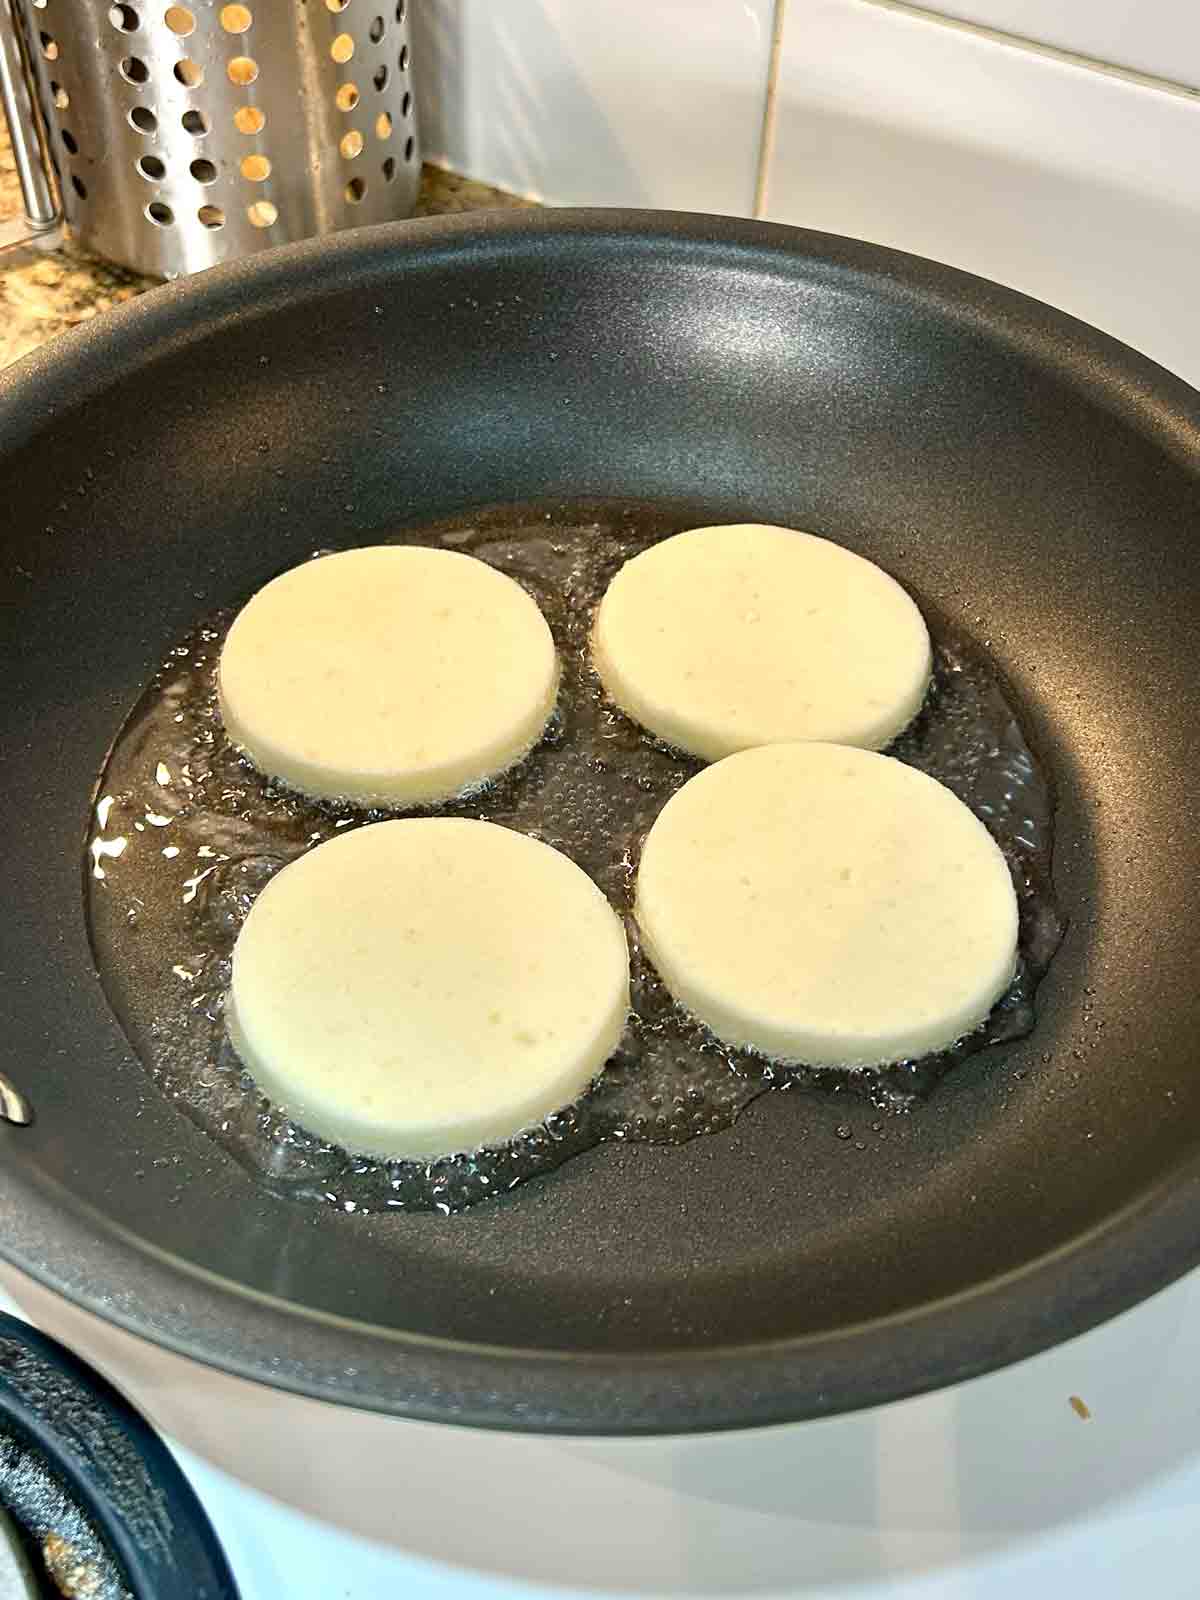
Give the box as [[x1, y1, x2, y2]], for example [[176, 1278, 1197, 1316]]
[[227, 819, 630, 1160], [592, 524, 931, 760], [635, 743, 1018, 1067], [218, 546, 559, 806]]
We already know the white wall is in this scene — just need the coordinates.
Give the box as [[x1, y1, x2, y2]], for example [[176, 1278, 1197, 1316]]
[[413, 0, 1200, 388], [412, 0, 777, 214]]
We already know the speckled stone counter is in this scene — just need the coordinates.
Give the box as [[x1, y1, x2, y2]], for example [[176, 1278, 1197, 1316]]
[[0, 122, 531, 371]]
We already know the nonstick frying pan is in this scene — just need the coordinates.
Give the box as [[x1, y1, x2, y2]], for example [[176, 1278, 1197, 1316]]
[[1, 210, 1199, 1434]]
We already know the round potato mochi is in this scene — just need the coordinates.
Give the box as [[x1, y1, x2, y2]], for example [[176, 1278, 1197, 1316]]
[[635, 743, 1018, 1067], [218, 546, 559, 806], [592, 524, 931, 760], [227, 818, 630, 1159]]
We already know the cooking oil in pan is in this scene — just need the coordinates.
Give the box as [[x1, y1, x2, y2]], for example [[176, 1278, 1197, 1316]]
[[85, 503, 1064, 1214]]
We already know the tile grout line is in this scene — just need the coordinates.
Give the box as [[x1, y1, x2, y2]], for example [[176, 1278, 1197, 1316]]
[[864, 0, 1200, 104], [753, 0, 789, 218]]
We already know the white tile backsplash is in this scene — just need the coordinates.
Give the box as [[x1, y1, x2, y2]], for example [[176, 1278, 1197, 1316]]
[[914, 0, 1200, 91], [764, 0, 1200, 387], [412, 0, 776, 214]]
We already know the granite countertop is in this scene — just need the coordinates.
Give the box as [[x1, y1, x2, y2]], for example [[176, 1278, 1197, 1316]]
[[0, 121, 531, 371]]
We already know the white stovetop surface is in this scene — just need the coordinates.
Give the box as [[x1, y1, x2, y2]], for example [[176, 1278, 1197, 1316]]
[[2, 1258, 1197, 1599]]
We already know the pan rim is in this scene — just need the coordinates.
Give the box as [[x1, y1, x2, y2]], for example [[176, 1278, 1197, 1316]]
[[3, 207, 1199, 464], [2, 208, 1200, 1433], [2, 1147, 1198, 1433]]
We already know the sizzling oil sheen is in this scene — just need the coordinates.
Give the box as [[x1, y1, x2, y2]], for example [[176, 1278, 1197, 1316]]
[[85, 502, 1063, 1214]]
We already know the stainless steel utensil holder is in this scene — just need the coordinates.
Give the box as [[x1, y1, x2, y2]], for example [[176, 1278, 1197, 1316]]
[[0, 0, 420, 275]]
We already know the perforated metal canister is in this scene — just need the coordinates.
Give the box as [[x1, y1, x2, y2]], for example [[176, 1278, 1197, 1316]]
[[0, 0, 420, 275]]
